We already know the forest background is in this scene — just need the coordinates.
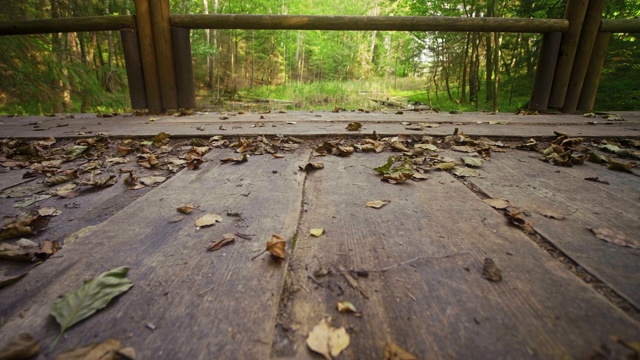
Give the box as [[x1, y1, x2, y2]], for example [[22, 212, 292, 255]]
[[0, 0, 638, 115]]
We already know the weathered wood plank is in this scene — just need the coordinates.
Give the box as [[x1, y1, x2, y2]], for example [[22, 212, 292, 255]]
[[278, 153, 640, 359], [171, 27, 197, 109], [467, 151, 640, 308], [0, 150, 307, 358]]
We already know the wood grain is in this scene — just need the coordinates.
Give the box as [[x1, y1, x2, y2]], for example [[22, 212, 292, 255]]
[[467, 150, 640, 308], [0, 150, 308, 359], [278, 152, 640, 359]]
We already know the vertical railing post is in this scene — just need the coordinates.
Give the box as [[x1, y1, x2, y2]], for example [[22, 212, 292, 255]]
[[529, 32, 562, 112], [150, 0, 178, 110], [548, 0, 589, 109], [577, 32, 611, 112], [562, 0, 606, 113], [120, 29, 148, 110], [133, 0, 163, 114], [172, 27, 197, 109]]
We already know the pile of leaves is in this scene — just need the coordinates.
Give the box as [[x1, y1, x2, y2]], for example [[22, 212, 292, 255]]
[[516, 132, 639, 173]]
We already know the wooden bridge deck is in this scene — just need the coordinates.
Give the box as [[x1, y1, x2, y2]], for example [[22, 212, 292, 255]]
[[0, 111, 639, 359]]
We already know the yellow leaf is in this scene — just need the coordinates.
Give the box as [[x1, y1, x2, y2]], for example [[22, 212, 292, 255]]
[[336, 301, 357, 313], [310, 228, 325, 237], [306, 317, 350, 360], [177, 203, 199, 214], [366, 200, 390, 209], [195, 214, 223, 230], [383, 342, 417, 360]]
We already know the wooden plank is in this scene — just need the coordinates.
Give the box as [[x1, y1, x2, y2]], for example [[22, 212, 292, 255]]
[[0, 16, 134, 36], [577, 32, 611, 112], [562, 0, 606, 114], [150, 0, 178, 110], [548, 0, 589, 109], [279, 152, 640, 359], [529, 32, 562, 111], [133, 0, 163, 114], [171, 27, 197, 109], [120, 29, 148, 110], [170, 14, 568, 33], [467, 151, 640, 308], [0, 150, 308, 358]]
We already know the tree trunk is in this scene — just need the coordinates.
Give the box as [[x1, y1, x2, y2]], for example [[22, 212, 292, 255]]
[[460, 32, 470, 103], [492, 32, 501, 112]]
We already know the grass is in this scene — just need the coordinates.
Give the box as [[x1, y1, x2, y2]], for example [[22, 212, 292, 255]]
[[235, 76, 532, 113]]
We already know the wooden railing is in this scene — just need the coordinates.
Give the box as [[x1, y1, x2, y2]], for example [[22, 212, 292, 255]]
[[1, 0, 639, 114]]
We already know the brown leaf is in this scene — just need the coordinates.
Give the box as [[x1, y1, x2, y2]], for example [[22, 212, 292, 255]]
[[55, 338, 136, 360], [481, 257, 502, 282], [195, 214, 223, 230], [383, 172, 413, 183], [36, 240, 60, 260], [299, 162, 325, 171], [266, 234, 287, 259], [482, 198, 509, 209], [505, 208, 535, 234], [590, 227, 639, 249], [0, 243, 34, 261], [177, 204, 199, 214], [207, 233, 235, 251], [366, 200, 390, 209], [151, 132, 170, 146], [383, 342, 417, 360], [607, 158, 634, 173], [38, 207, 62, 217], [346, 122, 362, 131], [45, 170, 77, 186], [139, 176, 166, 186], [220, 154, 248, 164], [536, 208, 566, 220], [187, 158, 204, 170], [0, 333, 40, 360], [391, 141, 409, 152]]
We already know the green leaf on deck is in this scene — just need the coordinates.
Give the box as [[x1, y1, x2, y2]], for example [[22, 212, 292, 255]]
[[374, 156, 415, 183], [453, 167, 480, 177], [65, 145, 88, 158], [151, 132, 170, 146], [50, 267, 133, 347]]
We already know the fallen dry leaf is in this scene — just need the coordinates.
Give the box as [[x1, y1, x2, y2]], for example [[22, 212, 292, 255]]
[[36, 240, 60, 260], [536, 208, 566, 220], [177, 203, 199, 214], [207, 233, 235, 251], [590, 227, 639, 249], [220, 154, 248, 164], [252, 234, 287, 260], [452, 167, 480, 177], [346, 122, 362, 131], [195, 214, 223, 230], [383, 342, 417, 360], [505, 208, 535, 234], [187, 158, 204, 170], [306, 317, 350, 360], [55, 338, 136, 360], [336, 301, 358, 314], [38, 207, 61, 217], [366, 200, 390, 209], [300, 162, 325, 171], [483, 198, 509, 209], [310, 228, 325, 237], [139, 176, 166, 186], [0, 333, 40, 360], [481, 257, 502, 282]]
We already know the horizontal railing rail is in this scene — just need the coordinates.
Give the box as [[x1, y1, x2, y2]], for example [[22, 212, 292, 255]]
[[1, 15, 639, 36]]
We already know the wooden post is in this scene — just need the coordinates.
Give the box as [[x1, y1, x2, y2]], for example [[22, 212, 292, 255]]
[[562, 0, 606, 114], [548, 0, 589, 109], [150, 0, 178, 110], [529, 32, 562, 112], [133, 0, 163, 114], [577, 32, 611, 112], [120, 29, 147, 110], [172, 27, 196, 109]]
